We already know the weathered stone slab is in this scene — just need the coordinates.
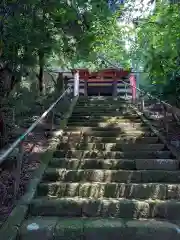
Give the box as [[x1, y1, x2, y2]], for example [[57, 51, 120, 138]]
[[84, 218, 124, 240], [141, 170, 180, 183], [136, 159, 179, 170], [43, 169, 142, 183], [20, 217, 58, 240], [54, 218, 84, 240], [123, 219, 179, 240]]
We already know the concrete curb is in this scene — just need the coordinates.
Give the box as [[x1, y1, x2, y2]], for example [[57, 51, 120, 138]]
[[0, 96, 78, 240]]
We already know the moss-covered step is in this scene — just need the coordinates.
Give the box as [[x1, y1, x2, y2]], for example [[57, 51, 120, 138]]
[[67, 116, 143, 122], [74, 106, 134, 110], [77, 97, 127, 103], [61, 135, 159, 144], [19, 217, 180, 240], [42, 169, 180, 183], [56, 142, 165, 151], [76, 101, 127, 105], [72, 107, 126, 113], [53, 149, 172, 159], [73, 105, 126, 111], [48, 158, 178, 171], [49, 158, 136, 170], [64, 127, 153, 136], [63, 129, 154, 138], [29, 197, 180, 220], [71, 111, 140, 117], [71, 111, 138, 116], [37, 182, 180, 200], [70, 114, 143, 121], [68, 116, 143, 124], [66, 122, 149, 129]]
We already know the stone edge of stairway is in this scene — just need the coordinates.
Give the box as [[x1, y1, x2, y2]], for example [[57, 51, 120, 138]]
[[131, 105, 180, 161]]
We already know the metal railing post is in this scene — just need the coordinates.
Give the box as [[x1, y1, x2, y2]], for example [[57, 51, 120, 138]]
[[162, 104, 169, 136], [125, 83, 127, 100], [140, 96, 144, 111], [51, 109, 55, 131]]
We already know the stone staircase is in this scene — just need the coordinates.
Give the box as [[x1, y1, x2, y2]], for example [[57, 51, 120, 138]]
[[19, 97, 180, 239]]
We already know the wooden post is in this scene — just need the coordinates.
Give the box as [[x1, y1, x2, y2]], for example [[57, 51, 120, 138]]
[[74, 71, 79, 97], [129, 74, 136, 104]]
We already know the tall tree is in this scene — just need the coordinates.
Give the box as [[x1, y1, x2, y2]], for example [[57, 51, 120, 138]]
[[0, 0, 124, 146]]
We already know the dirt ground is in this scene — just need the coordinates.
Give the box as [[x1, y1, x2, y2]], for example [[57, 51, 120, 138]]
[[0, 77, 69, 224]]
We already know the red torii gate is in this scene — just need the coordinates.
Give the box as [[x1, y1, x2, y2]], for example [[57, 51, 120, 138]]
[[72, 68, 136, 100]]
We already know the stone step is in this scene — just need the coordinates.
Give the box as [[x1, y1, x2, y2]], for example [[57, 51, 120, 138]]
[[67, 122, 149, 129], [71, 111, 139, 117], [19, 217, 180, 240], [66, 126, 146, 130], [76, 103, 128, 108], [74, 106, 126, 111], [77, 101, 128, 105], [57, 142, 165, 151], [68, 117, 142, 123], [68, 115, 141, 121], [77, 100, 127, 106], [71, 112, 135, 117], [72, 109, 129, 115], [78, 98, 127, 103], [65, 127, 152, 135], [29, 197, 180, 220], [73, 106, 128, 111], [70, 114, 142, 121], [53, 150, 172, 159], [77, 100, 128, 104], [63, 131, 156, 138], [37, 182, 180, 200], [49, 158, 178, 171], [77, 98, 127, 102], [42, 169, 180, 183], [73, 108, 126, 113], [61, 135, 159, 144]]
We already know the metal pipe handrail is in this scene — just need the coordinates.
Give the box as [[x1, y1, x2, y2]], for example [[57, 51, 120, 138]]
[[0, 86, 72, 165]]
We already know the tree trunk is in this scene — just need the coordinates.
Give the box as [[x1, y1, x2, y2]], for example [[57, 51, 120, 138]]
[[38, 51, 44, 94]]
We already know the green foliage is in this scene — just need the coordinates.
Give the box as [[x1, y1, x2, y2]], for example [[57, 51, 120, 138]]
[[0, 0, 124, 76], [131, 2, 180, 83], [113, 1, 180, 104]]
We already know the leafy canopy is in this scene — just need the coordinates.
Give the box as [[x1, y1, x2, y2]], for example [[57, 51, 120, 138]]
[[0, 0, 126, 73]]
